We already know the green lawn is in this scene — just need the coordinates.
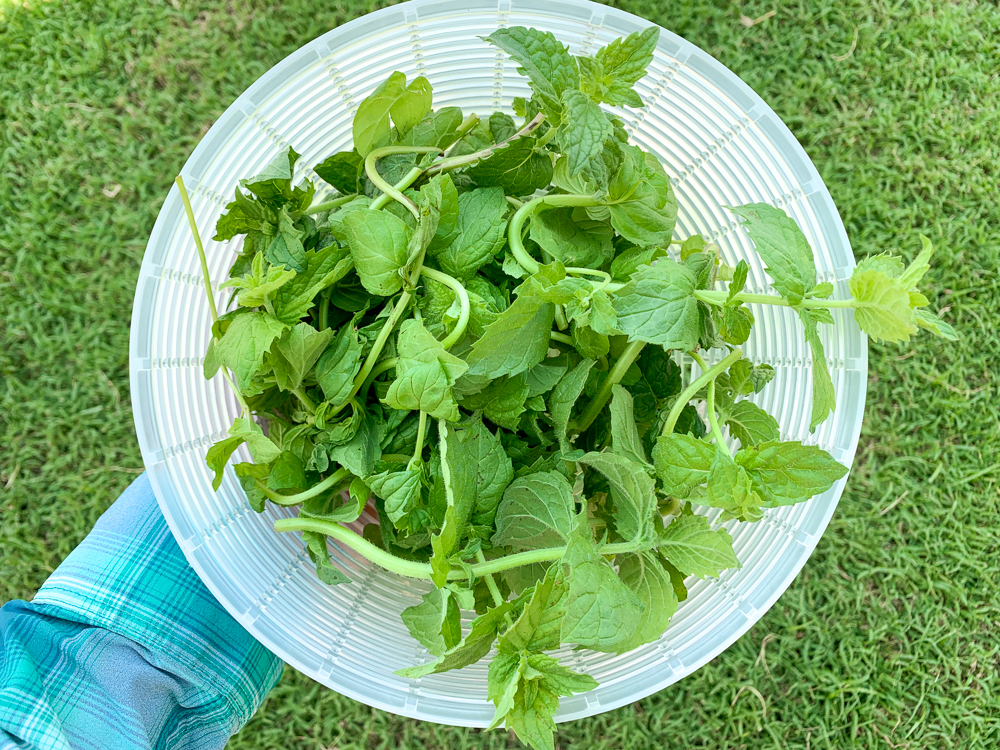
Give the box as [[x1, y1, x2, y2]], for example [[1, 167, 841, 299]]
[[2, 0, 998, 747]]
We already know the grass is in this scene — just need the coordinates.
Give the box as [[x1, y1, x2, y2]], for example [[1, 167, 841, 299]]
[[1, 0, 998, 747]]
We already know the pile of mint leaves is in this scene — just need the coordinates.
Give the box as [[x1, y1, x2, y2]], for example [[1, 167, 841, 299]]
[[193, 26, 956, 750]]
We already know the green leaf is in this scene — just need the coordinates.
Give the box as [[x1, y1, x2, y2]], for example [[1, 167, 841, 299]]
[[269, 322, 333, 392], [914, 308, 958, 341], [264, 209, 307, 272], [384, 319, 469, 421], [429, 187, 508, 279], [721, 304, 754, 345], [466, 295, 554, 380], [242, 147, 300, 205], [430, 505, 459, 587], [484, 27, 579, 118], [366, 464, 422, 526], [558, 89, 613, 177], [592, 26, 659, 107], [578, 451, 656, 543], [499, 564, 566, 654], [448, 419, 514, 527], [610, 551, 678, 652], [737, 439, 848, 506], [220, 251, 297, 309], [213, 188, 276, 241], [652, 433, 715, 498], [272, 245, 353, 324], [612, 259, 700, 349], [398, 106, 464, 149], [459, 374, 530, 430], [303, 531, 350, 585], [353, 71, 433, 157], [214, 310, 288, 391], [898, 235, 935, 290], [728, 260, 749, 301], [466, 141, 554, 196], [606, 147, 677, 245], [205, 435, 245, 491], [340, 209, 411, 296], [702, 449, 757, 520], [724, 400, 780, 448], [326, 407, 381, 477], [528, 206, 614, 269], [728, 203, 817, 304], [610, 244, 667, 282], [849, 269, 918, 343], [315, 324, 363, 404], [524, 357, 569, 398], [609, 384, 648, 466], [313, 150, 362, 194], [561, 518, 644, 649], [492, 471, 576, 550], [548, 358, 595, 452], [797, 308, 837, 431], [657, 513, 738, 578], [402, 586, 465, 656]]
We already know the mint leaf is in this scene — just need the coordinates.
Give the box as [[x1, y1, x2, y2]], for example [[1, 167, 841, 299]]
[[399, 106, 464, 149], [340, 209, 411, 296], [325, 406, 381, 477], [657, 513, 738, 578], [724, 400, 780, 448], [214, 188, 276, 241], [524, 357, 569, 398], [528, 206, 614, 269], [498, 564, 565, 653], [548, 358, 595, 452], [214, 310, 287, 391], [579, 451, 656, 543], [492, 471, 576, 550], [798, 308, 837, 431], [269, 322, 333, 392], [449, 419, 514, 527], [737, 439, 848, 506], [485, 27, 579, 119], [849, 268, 918, 343], [314, 150, 362, 194], [264, 209, 307, 272], [303, 531, 350, 585], [430, 505, 459, 587], [459, 373, 530, 430], [610, 244, 667, 282], [592, 26, 658, 107], [612, 259, 700, 349], [720, 304, 754, 345], [219, 251, 296, 309], [606, 146, 677, 245], [429, 187, 508, 279], [728, 203, 817, 304], [652, 433, 715, 498], [898, 235, 935, 290], [402, 585, 467, 656], [242, 146, 300, 205], [367, 464, 422, 526], [353, 71, 433, 157], [315, 323, 363, 404], [384, 319, 469, 421], [702, 449, 758, 521], [466, 293, 554, 379], [611, 551, 678, 652], [205, 435, 246, 491], [915, 308, 958, 341], [561, 518, 644, 649], [558, 90, 613, 177], [609, 384, 648, 466], [467, 141, 554, 196], [272, 245, 353, 323]]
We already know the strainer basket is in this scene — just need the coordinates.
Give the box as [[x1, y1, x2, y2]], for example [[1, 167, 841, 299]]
[[129, 0, 866, 727]]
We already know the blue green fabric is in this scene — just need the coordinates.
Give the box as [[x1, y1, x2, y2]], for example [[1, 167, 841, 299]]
[[0, 473, 283, 749]]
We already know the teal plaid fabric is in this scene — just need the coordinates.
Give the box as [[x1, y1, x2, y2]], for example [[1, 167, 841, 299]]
[[0, 474, 283, 749]]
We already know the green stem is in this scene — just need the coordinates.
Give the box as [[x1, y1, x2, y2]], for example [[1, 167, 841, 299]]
[[370, 167, 424, 211], [694, 290, 858, 309], [691, 351, 729, 452], [550, 331, 574, 346], [426, 112, 545, 176], [555, 305, 569, 330], [303, 194, 356, 216], [176, 176, 252, 416], [255, 468, 351, 507], [420, 267, 470, 349], [572, 340, 646, 433], [346, 291, 413, 405], [661, 348, 744, 438], [508, 193, 602, 275], [273, 517, 643, 580], [292, 386, 317, 415], [317, 288, 331, 330], [477, 550, 514, 627], [447, 113, 481, 150], [365, 146, 442, 218], [411, 411, 428, 467], [566, 267, 612, 292], [380, 453, 410, 464], [360, 357, 398, 394]]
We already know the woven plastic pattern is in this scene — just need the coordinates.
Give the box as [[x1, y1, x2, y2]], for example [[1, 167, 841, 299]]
[[129, 0, 866, 727]]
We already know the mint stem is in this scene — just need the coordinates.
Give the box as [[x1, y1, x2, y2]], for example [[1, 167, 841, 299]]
[[420, 267, 469, 349], [694, 290, 857, 309], [254, 467, 351, 507], [292, 386, 317, 415], [661, 349, 744, 438], [360, 357, 398, 395], [273, 516, 645, 580], [508, 193, 601, 275], [550, 331, 574, 346], [365, 146, 443, 218], [572, 340, 646, 433], [426, 112, 544, 176], [303, 194, 356, 216], [370, 167, 424, 211], [691, 350, 729, 453], [410, 411, 428, 467]]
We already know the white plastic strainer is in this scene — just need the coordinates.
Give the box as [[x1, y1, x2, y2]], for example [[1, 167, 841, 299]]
[[129, 0, 866, 727]]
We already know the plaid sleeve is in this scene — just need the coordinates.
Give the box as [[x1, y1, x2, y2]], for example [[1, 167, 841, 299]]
[[0, 473, 283, 750]]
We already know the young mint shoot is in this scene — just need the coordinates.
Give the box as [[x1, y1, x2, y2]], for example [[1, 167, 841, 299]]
[[186, 26, 956, 750]]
